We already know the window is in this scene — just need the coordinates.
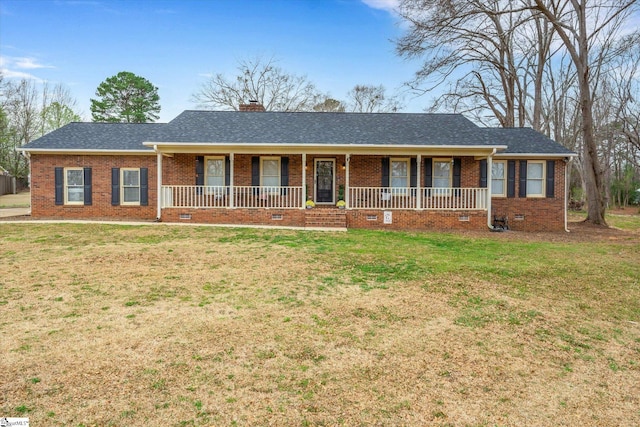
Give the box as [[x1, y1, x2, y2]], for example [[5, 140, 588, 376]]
[[121, 168, 140, 205], [261, 157, 280, 188], [390, 158, 409, 188], [526, 161, 545, 197], [65, 168, 84, 205], [205, 157, 225, 187], [491, 161, 506, 197], [433, 159, 452, 188]]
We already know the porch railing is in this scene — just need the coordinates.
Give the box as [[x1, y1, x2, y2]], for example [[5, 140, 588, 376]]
[[162, 185, 487, 210], [161, 185, 304, 209], [349, 187, 487, 210]]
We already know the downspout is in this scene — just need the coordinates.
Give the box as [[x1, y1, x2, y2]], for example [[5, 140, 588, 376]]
[[564, 157, 573, 233], [154, 145, 162, 221], [345, 154, 351, 208], [486, 149, 496, 229], [301, 153, 306, 209]]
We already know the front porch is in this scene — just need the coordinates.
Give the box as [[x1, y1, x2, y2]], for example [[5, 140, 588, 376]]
[[160, 185, 489, 211]]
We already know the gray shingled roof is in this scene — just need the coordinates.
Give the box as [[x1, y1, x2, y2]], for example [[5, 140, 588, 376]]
[[158, 111, 493, 146], [22, 110, 574, 156], [485, 127, 575, 155], [22, 122, 164, 151]]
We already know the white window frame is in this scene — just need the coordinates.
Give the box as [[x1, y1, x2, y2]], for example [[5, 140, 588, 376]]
[[260, 157, 281, 193], [491, 160, 507, 197], [64, 167, 84, 205], [432, 158, 452, 196], [121, 168, 141, 206], [390, 158, 410, 195], [526, 161, 545, 198], [205, 156, 225, 196]]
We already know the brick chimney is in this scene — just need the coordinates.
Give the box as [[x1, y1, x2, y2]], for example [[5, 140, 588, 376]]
[[239, 100, 266, 112]]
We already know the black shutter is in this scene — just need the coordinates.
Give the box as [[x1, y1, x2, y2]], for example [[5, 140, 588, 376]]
[[519, 161, 527, 198], [410, 158, 417, 188], [111, 168, 120, 206], [424, 158, 433, 187], [225, 156, 231, 186], [83, 167, 92, 206], [251, 156, 260, 186], [546, 160, 555, 198], [280, 157, 289, 195], [195, 156, 204, 186], [507, 160, 516, 198], [55, 167, 64, 205], [251, 156, 260, 195], [453, 158, 461, 187], [479, 159, 487, 188], [140, 168, 148, 206], [381, 157, 390, 187]]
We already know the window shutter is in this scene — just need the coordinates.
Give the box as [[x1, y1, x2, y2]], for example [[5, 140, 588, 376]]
[[546, 160, 555, 198], [507, 160, 516, 198], [519, 161, 527, 198], [225, 156, 231, 186], [195, 156, 204, 186], [424, 158, 433, 187], [453, 158, 461, 187], [381, 157, 390, 187], [140, 167, 149, 206], [280, 157, 289, 195], [55, 167, 64, 205], [251, 156, 260, 186], [111, 168, 120, 206], [83, 167, 92, 206], [251, 156, 260, 195], [410, 158, 417, 188], [479, 159, 487, 188]]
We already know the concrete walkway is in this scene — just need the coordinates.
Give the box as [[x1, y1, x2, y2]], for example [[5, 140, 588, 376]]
[[0, 207, 30, 218]]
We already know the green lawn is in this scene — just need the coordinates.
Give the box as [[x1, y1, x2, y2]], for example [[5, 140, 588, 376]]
[[1, 223, 639, 426]]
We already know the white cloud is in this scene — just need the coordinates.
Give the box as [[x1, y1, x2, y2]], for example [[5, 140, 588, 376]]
[[0, 67, 43, 81], [14, 57, 55, 70], [361, 0, 400, 13], [0, 55, 52, 81]]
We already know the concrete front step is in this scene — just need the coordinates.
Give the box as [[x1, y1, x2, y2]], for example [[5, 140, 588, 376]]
[[304, 208, 347, 228]]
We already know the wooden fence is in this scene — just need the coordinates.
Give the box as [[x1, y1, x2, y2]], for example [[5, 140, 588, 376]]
[[0, 175, 17, 196]]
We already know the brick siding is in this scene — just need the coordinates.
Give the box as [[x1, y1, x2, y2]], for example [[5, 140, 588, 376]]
[[29, 153, 567, 231]]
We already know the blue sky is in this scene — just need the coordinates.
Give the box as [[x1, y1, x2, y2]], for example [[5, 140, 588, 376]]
[[0, 0, 425, 122]]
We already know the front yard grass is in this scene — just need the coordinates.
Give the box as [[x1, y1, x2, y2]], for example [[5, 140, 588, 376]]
[[1, 223, 639, 426]]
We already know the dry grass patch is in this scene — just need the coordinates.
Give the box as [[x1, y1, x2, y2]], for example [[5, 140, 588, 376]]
[[1, 223, 639, 426]]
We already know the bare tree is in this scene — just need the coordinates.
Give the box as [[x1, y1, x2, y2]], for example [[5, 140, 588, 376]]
[[0, 76, 82, 180], [396, 0, 535, 126], [531, 0, 638, 224], [193, 56, 324, 112], [346, 84, 402, 113]]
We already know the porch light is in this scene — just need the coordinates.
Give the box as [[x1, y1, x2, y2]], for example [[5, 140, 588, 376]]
[[342, 163, 346, 170]]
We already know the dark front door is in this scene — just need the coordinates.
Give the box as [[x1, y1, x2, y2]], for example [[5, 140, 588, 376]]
[[315, 159, 335, 203]]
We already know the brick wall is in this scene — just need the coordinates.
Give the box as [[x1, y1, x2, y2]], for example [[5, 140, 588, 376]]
[[30, 154, 157, 220], [491, 160, 566, 231], [30, 153, 567, 231]]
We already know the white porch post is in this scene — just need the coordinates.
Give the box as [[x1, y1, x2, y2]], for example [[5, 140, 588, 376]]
[[345, 154, 351, 208], [301, 153, 307, 209], [155, 146, 162, 220], [486, 149, 495, 228], [229, 153, 235, 208], [416, 154, 422, 210]]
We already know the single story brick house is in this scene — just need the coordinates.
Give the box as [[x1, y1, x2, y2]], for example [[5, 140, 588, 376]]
[[21, 104, 575, 231]]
